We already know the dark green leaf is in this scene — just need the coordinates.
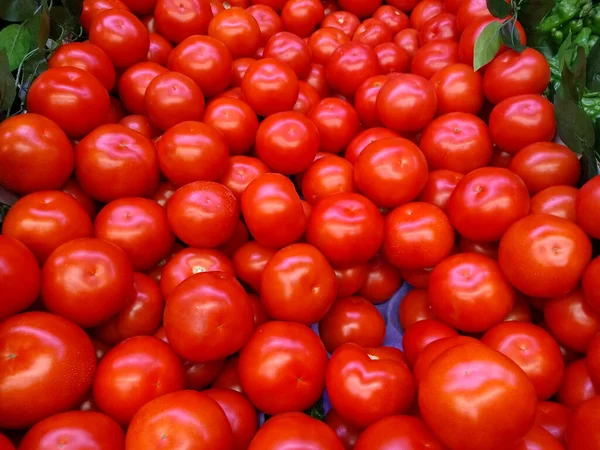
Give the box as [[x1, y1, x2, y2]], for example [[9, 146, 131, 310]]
[[570, 46, 586, 98], [0, 0, 38, 22], [49, 6, 79, 40], [515, 0, 555, 30], [556, 32, 573, 71], [587, 39, 600, 92], [554, 93, 596, 154], [304, 398, 325, 422], [473, 21, 502, 71], [38, 1, 51, 55], [0, 24, 32, 71], [527, 30, 555, 59], [486, 0, 511, 18], [61, 0, 85, 16], [500, 19, 526, 52], [580, 152, 599, 184], [18, 57, 47, 103], [0, 50, 16, 112]]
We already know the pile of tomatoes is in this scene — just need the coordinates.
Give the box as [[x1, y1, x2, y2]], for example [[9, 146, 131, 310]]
[[1, 0, 600, 447]]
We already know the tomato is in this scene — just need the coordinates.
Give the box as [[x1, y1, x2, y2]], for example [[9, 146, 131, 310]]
[[374, 42, 410, 74], [337, 0, 381, 18], [544, 289, 600, 352], [327, 41, 381, 98], [398, 289, 435, 329], [204, 389, 258, 450], [535, 401, 572, 443], [305, 62, 331, 98], [448, 167, 529, 242], [263, 31, 312, 79], [75, 124, 159, 202], [333, 264, 368, 298], [231, 57, 255, 87], [456, 0, 493, 30], [557, 359, 597, 408], [208, 8, 261, 59], [26, 67, 109, 139], [412, 335, 479, 384], [2, 191, 92, 264], [89, 9, 148, 69], [511, 424, 564, 450], [376, 73, 436, 133], [0, 312, 96, 429], [118, 62, 167, 115], [576, 175, 600, 239], [19, 411, 124, 450], [417, 170, 462, 212], [353, 18, 393, 48], [327, 343, 415, 428], [499, 214, 592, 298], [458, 236, 499, 260], [530, 185, 578, 221], [220, 156, 270, 201], [239, 321, 328, 414], [249, 412, 344, 449], [203, 101, 259, 157], [566, 396, 600, 450], [308, 97, 360, 153], [430, 63, 484, 115], [410, 0, 444, 29], [119, 114, 158, 138], [420, 112, 493, 174], [325, 409, 361, 450], [167, 181, 239, 247], [242, 58, 299, 116], [212, 355, 243, 392], [402, 319, 459, 367], [373, 5, 409, 34], [411, 39, 459, 80], [308, 27, 349, 66], [393, 28, 420, 58], [503, 294, 531, 323], [150, 182, 177, 209], [126, 390, 233, 449], [321, 11, 360, 37], [583, 258, 600, 315], [122, 0, 155, 14], [419, 342, 537, 450], [354, 415, 446, 450], [420, 13, 459, 44], [345, 127, 399, 163], [247, 5, 283, 46], [154, 0, 213, 43], [294, 80, 321, 114], [354, 75, 388, 127], [301, 155, 355, 203], [281, 0, 324, 37], [168, 36, 233, 97], [359, 255, 403, 303], [508, 142, 580, 195], [81, 0, 129, 32]]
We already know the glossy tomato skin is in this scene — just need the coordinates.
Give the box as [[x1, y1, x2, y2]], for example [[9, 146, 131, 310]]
[[148, 32, 173, 65], [242, 58, 299, 116], [499, 214, 592, 298], [536, 401, 572, 443], [327, 41, 381, 97], [373, 5, 409, 34], [530, 185, 578, 222], [419, 342, 538, 450], [417, 169, 463, 212], [208, 7, 261, 59], [203, 98, 259, 155], [219, 157, 269, 203], [410, 40, 460, 80], [119, 114, 159, 138], [281, 0, 325, 37], [41, 238, 134, 328], [402, 319, 460, 366], [354, 75, 388, 128], [263, 31, 312, 79], [456, 0, 492, 30], [374, 42, 410, 74], [261, 243, 337, 324], [0, 312, 96, 429], [118, 62, 167, 115], [345, 127, 399, 163], [393, 28, 420, 57], [322, 11, 361, 37], [583, 257, 600, 313], [512, 424, 564, 450], [247, 4, 283, 46], [359, 255, 404, 303], [398, 289, 436, 329], [93, 336, 185, 426], [420, 12, 460, 43], [126, 390, 233, 450], [489, 94, 556, 154], [2, 191, 93, 264], [308, 97, 360, 153], [154, 0, 213, 43], [566, 396, 600, 450], [301, 155, 355, 203], [164, 272, 253, 362], [353, 18, 393, 48], [354, 415, 446, 450], [557, 359, 597, 408], [80, 0, 129, 32], [26, 67, 110, 139], [325, 409, 361, 450], [249, 412, 344, 449], [327, 343, 416, 428], [18, 411, 125, 450], [306, 192, 384, 268], [576, 175, 600, 239], [481, 322, 565, 400], [430, 63, 484, 115], [448, 167, 530, 242], [308, 27, 350, 66]]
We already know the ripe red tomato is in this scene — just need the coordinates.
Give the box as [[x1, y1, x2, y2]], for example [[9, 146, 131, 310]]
[[167, 181, 239, 247], [327, 343, 416, 428], [354, 415, 446, 450], [327, 41, 381, 97], [126, 390, 233, 449], [247, 4, 283, 46], [309, 97, 360, 153], [26, 67, 110, 139], [374, 42, 410, 74], [393, 28, 420, 57], [402, 319, 459, 366], [412, 335, 478, 384], [281, 0, 325, 37], [168, 35, 233, 97], [353, 18, 393, 47], [566, 396, 600, 450], [249, 412, 344, 449], [212, 355, 243, 392], [411, 40, 460, 80], [420, 12, 460, 43], [208, 7, 261, 59], [430, 63, 484, 115], [557, 359, 598, 408], [334, 264, 368, 298], [220, 156, 270, 201], [398, 289, 436, 329], [75, 124, 159, 202], [499, 214, 592, 298], [154, 0, 213, 43], [448, 167, 530, 242], [294, 80, 321, 114], [121, 0, 156, 15], [458, 236, 499, 260], [0, 312, 96, 429], [301, 155, 355, 203], [308, 27, 350, 66], [535, 401, 572, 443], [19, 411, 125, 450], [410, 0, 444, 29], [263, 31, 312, 78], [81, 0, 130, 32], [512, 424, 564, 450], [484, 48, 551, 104], [232, 57, 255, 87], [456, 0, 493, 30], [576, 175, 600, 239], [305, 62, 331, 97], [321, 11, 360, 37], [373, 5, 409, 34], [242, 58, 299, 116], [530, 185, 578, 221], [203, 98, 259, 155], [417, 169, 463, 212], [2, 191, 93, 264], [118, 62, 168, 115], [337, 0, 381, 18], [239, 321, 328, 414], [325, 409, 362, 450], [119, 115, 159, 138], [345, 127, 399, 163], [354, 75, 389, 128]]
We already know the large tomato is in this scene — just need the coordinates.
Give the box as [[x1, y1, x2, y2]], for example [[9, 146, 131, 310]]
[[308, 27, 350, 66], [242, 58, 299, 116], [203, 98, 259, 156], [420, 12, 460, 43], [327, 41, 381, 97], [80, 0, 129, 32], [430, 62, 484, 115], [0, 312, 96, 429], [535, 401, 572, 443], [530, 185, 578, 221], [154, 0, 213, 43], [308, 97, 360, 154], [263, 31, 312, 78], [238, 321, 328, 414], [301, 155, 355, 204], [118, 62, 168, 115], [417, 169, 463, 212], [402, 319, 459, 366], [410, 40, 460, 80], [354, 415, 446, 450], [557, 359, 597, 408], [247, 4, 284, 45], [353, 18, 393, 47], [576, 175, 600, 239], [566, 395, 600, 450]]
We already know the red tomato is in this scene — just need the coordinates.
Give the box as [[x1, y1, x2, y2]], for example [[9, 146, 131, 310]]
[[122, 0, 155, 14], [239, 321, 328, 414], [354, 415, 446, 450], [448, 167, 530, 242], [308, 27, 350, 66], [154, 0, 213, 43], [489, 94, 556, 154], [242, 58, 299, 116], [508, 142, 580, 194], [430, 63, 484, 115], [2, 191, 93, 264], [281, 0, 325, 37], [345, 127, 399, 163], [557, 359, 598, 408], [208, 8, 261, 59], [89, 9, 149, 68], [212, 355, 243, 392], [75, 124, 159, 202], [126, 390, 233, 449], [417, 169, 463, 212], [219, 155, 270, 200], [511, 424, 564, 450], [301, 155, 355, 203], [334, 264, 369, 298], [402, 319, 459, 366], [232, 57, 255, 87], [326, 41, 381, 98], [327, 343, 416, 428], [420, 12, 459, 43], [26, 67, 110, 139], [81, 0, 130, 32], [118, 62, 167, 115], [48, 42, 115, 91], [566, 396, 600, 450], [419, 342, 537, 450], [150, 181, 177, 208], [0, 312, 96, 429], [412, 335, 479, 384], [263, 31, 312, 79], [203, 98, 259, 155], [410, 0, 444, 29], [576, 175, 600, 239], [535, 401, 572, 443], [459, 236, 499, 260], [294, 80, 321, 114], [247, 4, 283, 46], [354, 74, 388, 127], [353, 18, 393, 48], [376, 73, 437, 132], [398, 289, 436, 329], [325, 409, 362, 450], [393, 28, 420, 58], [337, 0, 381, 18], [19, 411, 125, 450], [204, 389, 258, 450], [499, 214, 592, 298], [321, 11, 360, 37], [249, 412, 344, 449], [168, 35, 233, 97], [309, 97, 360, 153], [147, 32, 173, 65], [167, 181, 239, 248], [583, 257, 600, 314], [218, 219, 250, 257], [456, 0, 493, 30], [119, 115, 159, 138], [374, 42, 410, 74], [411, 39, 459, 79], [373, 5, 409, 34], [359, 255, 404, 303], [530, 185, 578, 222], [305, 62, 331, 98]]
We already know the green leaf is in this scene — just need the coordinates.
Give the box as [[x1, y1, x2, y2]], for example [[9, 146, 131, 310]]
[[527, 30, 555, 59], [556, 32, 573, 71], [49, 6, 80, 40], [17, 57, 47, 102], [0, 24, 31, 72], [0, 50, 16, 112], [515, 0, 555, 31], [580, 152, 599, 184], [554, 93, 596, 155], [473, 21, 503, 71], [587, 39, 600, 92], [486, 0, 511, 18], [38, 1, 51, 55], [62, 0, 85, 16], [570, 46, 587, 99], [500, 19, 526, 52], [0, 0, 38, 22], [304, 398, 325, 422]]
